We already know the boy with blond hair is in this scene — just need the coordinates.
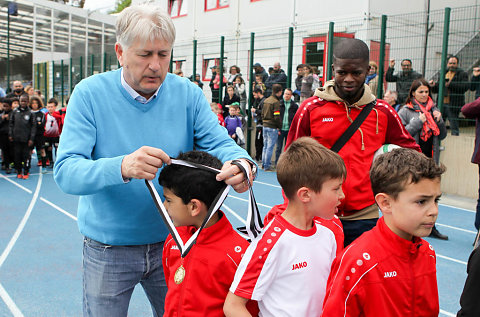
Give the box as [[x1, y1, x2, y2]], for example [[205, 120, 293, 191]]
[[322, 148, 444, 316], [224, 136, 346, 316]]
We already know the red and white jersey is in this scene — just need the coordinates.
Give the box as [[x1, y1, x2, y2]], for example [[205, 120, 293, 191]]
[[230, 215, 336, 316]]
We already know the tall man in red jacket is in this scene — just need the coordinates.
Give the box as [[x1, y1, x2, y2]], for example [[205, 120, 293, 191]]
[[285, 38, 420, 246]]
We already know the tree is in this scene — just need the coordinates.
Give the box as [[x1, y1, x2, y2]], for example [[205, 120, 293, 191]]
[[110, 0, 132, 14]]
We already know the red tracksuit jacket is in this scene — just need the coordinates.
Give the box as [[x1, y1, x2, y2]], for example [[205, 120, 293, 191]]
[[321, 217, 439, 317], [162, 212, 258, 316]]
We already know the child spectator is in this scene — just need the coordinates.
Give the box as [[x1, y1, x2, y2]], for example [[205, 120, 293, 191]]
[[322, 148, 444, 316], [253, 74, 266, 95], [210, 102, 225, 127], [224, 103, 243, 144], [11, 97, 19, 110], [222, 85, 241, 119], [224, 137, 346, 316], [0, 98, 14, 174], [159, 150, 258, 317], [9, 94, 36, 179], [44, 98, 63, 167], [234, 76, 247, 114], [30, 96, 48, 170]]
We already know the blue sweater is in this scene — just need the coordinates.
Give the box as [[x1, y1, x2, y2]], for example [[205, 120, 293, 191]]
[[54, 69, 251, 245]]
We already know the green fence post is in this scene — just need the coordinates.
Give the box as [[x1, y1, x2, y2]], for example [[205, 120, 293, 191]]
[[7, 11, 10, 93], [80, 56, 83, 80], [103, 53, 107, 72], [219, 36, 225, 104], [61, 60, 64, 106], [90, 54, 94, 76], [36, 64, 40, 90], [169, 49, 174, 73], [287, 27, 294, 89], [326, 22, 334, 81], [44, 62, 48, 101], [377, 15, 387, 98], [69, 58, 73, 96], [247, 32, 255, 156], [437, 7, 451, 113], [192, 39, 197, 81]]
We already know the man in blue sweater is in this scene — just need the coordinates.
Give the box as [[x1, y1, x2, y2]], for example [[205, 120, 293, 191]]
[[54, 4, 255, 317]]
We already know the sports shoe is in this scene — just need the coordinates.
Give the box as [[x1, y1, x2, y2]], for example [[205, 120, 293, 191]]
[[22, 173, 29, 180], [17, 174, 22, 179], [41, 168, 47, 174], [46, 159, 51, 166], [37, 161, 42, 166]]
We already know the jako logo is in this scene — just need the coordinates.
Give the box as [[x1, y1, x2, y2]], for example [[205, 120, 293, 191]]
[[384, 271, 397, 278], [171, 245, 179, 250], [322, 117, 333, 122], [292, 262, 308, 270]]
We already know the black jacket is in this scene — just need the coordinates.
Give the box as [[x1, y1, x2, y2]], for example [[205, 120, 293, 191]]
[[385, 67, 422, 104], [279, 99, 298, 131], [9, 107, 36, 142], [458, 247, 480, 316], [0, 110, 11, 135], [32, 110, 46, 137], [432, 67, 469, 111]]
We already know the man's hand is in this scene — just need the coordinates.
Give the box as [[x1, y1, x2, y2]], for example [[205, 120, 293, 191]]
[[121, 146, 171, 180], [216, 159, 253, 193], [389, 60, 395, 68], [429, 79, 435, 87]]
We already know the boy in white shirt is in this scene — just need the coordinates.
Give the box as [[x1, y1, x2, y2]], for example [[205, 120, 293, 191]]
[[224, 136, 346, 317]]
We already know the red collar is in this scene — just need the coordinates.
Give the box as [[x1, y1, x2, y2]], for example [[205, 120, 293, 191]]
[[376, 217, 424, 257]]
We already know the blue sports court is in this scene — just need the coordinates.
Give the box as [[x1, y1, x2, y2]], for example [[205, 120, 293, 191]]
[[0, 161, 475, 316]]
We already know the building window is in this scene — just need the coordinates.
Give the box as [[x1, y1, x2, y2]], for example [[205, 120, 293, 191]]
[[250, 0, 262, 2], [202, 57, 227, 81], [169, 0, 187, 18], [205, 0, 229, 11]]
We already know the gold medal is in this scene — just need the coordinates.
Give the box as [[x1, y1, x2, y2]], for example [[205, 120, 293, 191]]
[[174, 265, 186, 284]]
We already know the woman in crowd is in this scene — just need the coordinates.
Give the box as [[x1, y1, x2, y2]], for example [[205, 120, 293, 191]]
[[398, 78, 448, 240]]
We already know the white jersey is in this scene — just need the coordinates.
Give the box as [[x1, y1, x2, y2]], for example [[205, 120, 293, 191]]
[[230, 215, 336, 317]]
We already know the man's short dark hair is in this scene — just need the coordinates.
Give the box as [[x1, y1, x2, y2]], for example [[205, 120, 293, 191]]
[[401, 59, 412, 65], [296, 64, 305, 70], [47, 98, 58, 106], [254, 88, 264, 95], [272, 84, 282, 94], [333, 38, 369, 63], [284, 88, 293, 94], [158, 151, 225, 208], [448, 55, 459, 63]]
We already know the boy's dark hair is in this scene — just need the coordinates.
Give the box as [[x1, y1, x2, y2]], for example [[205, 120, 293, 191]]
[[10, 96, 19, 103], [1, 98, 12, 106], [277, 137, 346, 199], [158, 151, 225, 208], [370, 148, 446, 199], [48, 98, 58, 106]]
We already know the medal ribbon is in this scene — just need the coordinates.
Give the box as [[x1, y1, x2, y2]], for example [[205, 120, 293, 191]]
[[145, 158, 263, 258]]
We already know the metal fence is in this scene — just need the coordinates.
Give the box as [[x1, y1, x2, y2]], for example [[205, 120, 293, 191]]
[[33, 5, 480, 150]]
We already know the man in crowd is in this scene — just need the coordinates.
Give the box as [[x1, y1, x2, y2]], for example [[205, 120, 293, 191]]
[[261, 84, 283, 171], [431, 56, 469, 136], [265, 62, 287, 97], [54, 4, 256, 317], [286, 38, 419, 246], [275, 88, 298, 166], [253, 63, 269, 86], [385, 59, 422, 104], [6, 80, 24, 99]]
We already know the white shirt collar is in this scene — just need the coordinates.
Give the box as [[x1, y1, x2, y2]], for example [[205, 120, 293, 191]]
[[120, 68, 161, 104]]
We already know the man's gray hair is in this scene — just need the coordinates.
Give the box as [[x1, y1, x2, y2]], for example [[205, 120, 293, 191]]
[[116, 5, 176, 49]]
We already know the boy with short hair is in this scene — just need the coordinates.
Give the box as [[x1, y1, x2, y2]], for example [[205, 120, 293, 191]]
[[224, 103, 243, 144], [321, 148, 444, 316], [210, 102, 225, 127], [224, 136, 346, 317], [159, 150, 257, 317]]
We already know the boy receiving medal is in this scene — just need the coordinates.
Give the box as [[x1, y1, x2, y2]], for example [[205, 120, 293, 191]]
[[159, 151, 258, 316]]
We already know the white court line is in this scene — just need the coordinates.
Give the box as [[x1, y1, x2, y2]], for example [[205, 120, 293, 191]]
[[40, 198, 77, 221], [440, 309, 456, 316], [436, 223, 477, 235], [0, 283, 23, 317], [436, 254, 468, 266], [0, 172, 42, 268], [0, 174, 32, 194], [228, 195, 273, 209], [253, 180, 281, 189], [222, 204, 246, 225], [440, 203, 475, 213]]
